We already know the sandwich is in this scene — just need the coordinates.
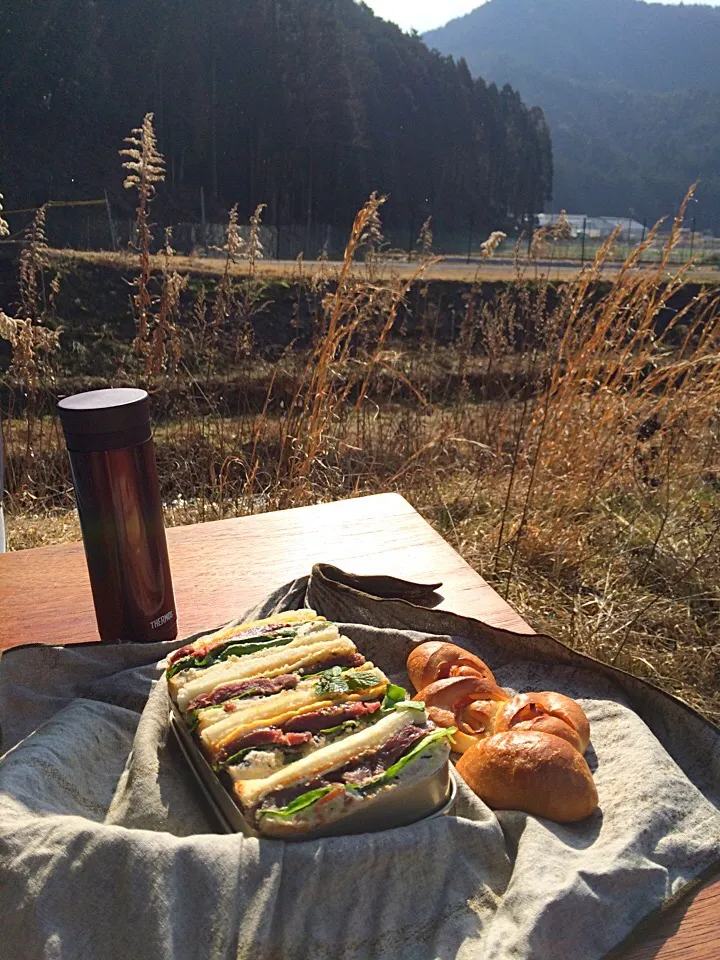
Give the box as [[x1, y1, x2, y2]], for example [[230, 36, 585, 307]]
[[165, 609, 455, 836], [235, 701, 454, 837]]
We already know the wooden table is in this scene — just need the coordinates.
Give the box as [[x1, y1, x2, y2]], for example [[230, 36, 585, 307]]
[[0, 492, 717, 959]]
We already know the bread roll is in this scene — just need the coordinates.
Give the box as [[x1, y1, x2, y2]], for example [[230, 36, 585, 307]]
[[407, 641, 495, 692], [509, 715, 582, 752], [493, 692, 590, 753], [456, 730, 599, 823], [413, 676, 509, 752]]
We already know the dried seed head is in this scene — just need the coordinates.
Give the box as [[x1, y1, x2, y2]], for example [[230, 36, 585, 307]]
[[120, 113, 165, 195], [480, 231, 507, 259], [246, 203, 266, 265], [551, 210, 572, 242], [0, 310, 60, 389], [0, 194, 9, 238], [358, 192, 385, 253], [224, 204, 246, 261], [417, 217, 433, 258]]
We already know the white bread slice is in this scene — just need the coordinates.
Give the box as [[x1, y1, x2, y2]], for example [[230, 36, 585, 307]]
[[196, 664, 387, 737], [235, 708, 423, 809], [173, 636, 355, 711], [181, 609, 323, 656], [169, 620, 340, 699]]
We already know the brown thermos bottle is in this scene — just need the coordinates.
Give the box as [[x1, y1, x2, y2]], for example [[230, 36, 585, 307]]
[[58, 388, 177, 644]]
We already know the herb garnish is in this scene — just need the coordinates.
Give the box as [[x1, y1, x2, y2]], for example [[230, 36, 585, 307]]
[[314, 667, 382, 697]]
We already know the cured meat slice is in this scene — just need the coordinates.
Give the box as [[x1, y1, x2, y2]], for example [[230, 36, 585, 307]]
[[217, 727, 313, 764], [283, 700, 381, 734], [187, 675, 298, 712]]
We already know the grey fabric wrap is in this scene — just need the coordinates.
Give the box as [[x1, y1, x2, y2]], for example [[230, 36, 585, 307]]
[[1, 563, 719, 960]]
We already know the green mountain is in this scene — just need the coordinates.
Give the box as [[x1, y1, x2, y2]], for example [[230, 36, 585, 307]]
[[0, 0, 551, 241], [425, 0, 720, 230]]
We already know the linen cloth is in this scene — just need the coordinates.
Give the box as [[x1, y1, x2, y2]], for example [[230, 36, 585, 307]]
[[1, 563, 719, 960]]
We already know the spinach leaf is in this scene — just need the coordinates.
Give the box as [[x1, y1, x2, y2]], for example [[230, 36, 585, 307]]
[[396, 700, 425, 714], [212, 745, 260, 771], [184, 710, 200, 733], [259, 786, 334, 820], [354, 727, 455, 795], [202, 634, 295, 667], [166, 656, 196, 680]]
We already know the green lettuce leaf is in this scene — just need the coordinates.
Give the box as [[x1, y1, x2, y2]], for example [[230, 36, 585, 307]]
[[396, 700, 425, 714], [354, 727, 456, 795], [258, 786, 334, 820], [184, 710, 200, 733], [381, 683, 408, 711]]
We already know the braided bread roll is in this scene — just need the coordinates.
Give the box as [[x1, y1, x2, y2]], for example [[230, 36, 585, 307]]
[[407, 641, 496, 692], [456, 731, 598, 823], [412, 676, 510, 753], [493, 692, 590, 754]]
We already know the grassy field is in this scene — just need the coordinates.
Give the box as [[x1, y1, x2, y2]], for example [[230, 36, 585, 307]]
[[54, 246, 720, 285], [2, 192, 720, 727]]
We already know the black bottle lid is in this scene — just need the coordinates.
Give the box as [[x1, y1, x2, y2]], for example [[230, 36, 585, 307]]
[[58, 388, 152, 452]]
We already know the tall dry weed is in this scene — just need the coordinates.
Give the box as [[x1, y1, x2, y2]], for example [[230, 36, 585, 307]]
[[1, 173, 718, 719], [121, 112, 166, 355]]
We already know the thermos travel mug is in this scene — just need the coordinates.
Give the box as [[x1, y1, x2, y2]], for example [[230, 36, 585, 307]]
[[58, 388, 177, 644]]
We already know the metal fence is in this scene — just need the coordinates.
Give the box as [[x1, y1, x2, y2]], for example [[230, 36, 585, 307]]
[[2, 201, 719, 267]]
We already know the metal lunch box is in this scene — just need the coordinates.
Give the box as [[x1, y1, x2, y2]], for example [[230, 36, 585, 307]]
[[169, 703, 457, 840]]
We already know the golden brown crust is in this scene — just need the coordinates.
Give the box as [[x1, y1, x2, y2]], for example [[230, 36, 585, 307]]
[[456, 730, 599, 823], [510, 715, 582, 752], [406, 642, 496, 692], [413, 676, 509, 750], [493, 692, 591, 753]]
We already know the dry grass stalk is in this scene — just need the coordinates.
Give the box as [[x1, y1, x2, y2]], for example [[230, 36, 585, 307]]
[[121, 112, 166, 352], [19, 205, 51, 320], [275, 193, 433, 494], [480, 231, 507, 258], [145, 228, 187, 377], [0, 194, 9, 237], [246, 204, 266, 275], [416, 217, 434, 260], [2, 185, 719, 722]]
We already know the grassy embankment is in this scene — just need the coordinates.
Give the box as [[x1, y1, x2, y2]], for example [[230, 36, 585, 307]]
[[2, 187, 719, 725]]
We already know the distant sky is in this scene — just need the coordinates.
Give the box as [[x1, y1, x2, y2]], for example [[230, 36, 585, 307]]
[[362, 0, 720, 34]]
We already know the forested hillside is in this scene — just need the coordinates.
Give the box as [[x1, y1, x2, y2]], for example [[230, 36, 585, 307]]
[[0, 0, 552, 237], [426, 0, 720, 230]]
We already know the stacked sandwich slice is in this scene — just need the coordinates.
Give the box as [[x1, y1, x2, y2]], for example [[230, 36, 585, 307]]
[[166, 610, 454, 837]]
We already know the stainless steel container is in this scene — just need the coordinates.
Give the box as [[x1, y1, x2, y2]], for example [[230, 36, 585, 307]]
[[169, 704, 456, 840], [57, 388, 177, 644]]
